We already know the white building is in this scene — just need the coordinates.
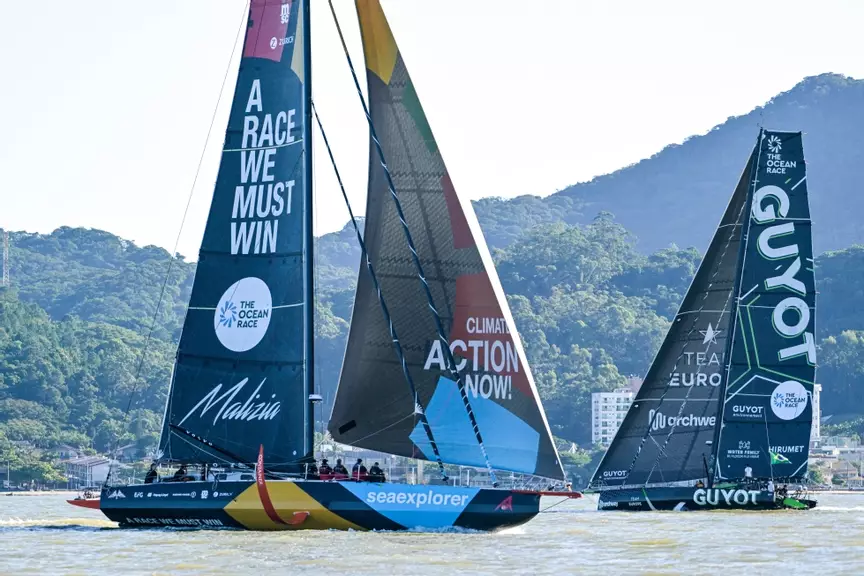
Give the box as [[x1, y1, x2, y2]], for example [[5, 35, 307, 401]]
[[592, 389, 635, 446], [811, 384, 822, 441]]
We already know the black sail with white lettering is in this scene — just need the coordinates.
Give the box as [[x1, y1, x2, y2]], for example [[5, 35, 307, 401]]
[[588, 149, 756, 490], [716, 131, 815, 482], [158, 0, 311, 471], [327, 0, 564, 480]]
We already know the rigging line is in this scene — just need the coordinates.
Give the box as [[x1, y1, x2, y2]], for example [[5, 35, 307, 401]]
[[311, 100, 448, 482], [105, 0, 251, 484], [326, 0, 498, 487]]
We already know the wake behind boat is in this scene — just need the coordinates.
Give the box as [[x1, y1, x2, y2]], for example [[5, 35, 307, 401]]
[[588, 129, 818, 512], [72, 0, 574, 531]]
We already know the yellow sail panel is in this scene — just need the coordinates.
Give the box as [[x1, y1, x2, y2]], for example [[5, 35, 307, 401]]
[[356, 0, 398, 84]]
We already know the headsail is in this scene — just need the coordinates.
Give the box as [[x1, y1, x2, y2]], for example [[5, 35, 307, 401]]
[[589, 148, 756, 490], [158, 0, 312, 471], [715, 131, 815, 482], [328, 0, 564, 480]]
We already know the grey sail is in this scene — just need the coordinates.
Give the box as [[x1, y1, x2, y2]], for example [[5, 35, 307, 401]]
[[715, 130, 816, 482], [589, 149, 756, 490], [327, 0, 564, 480]]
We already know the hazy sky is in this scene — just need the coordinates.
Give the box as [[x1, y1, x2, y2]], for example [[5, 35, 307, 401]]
[[2, 0, 863, 258]]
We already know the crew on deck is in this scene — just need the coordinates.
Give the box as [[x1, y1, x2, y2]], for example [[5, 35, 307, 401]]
[[306, 460, 319, 480], [368, 462, 385, 483], [144, 462, 158, 484], [172, 464, 193, 482], [332, 459, 348, 477], [352, 458, 368, 481], [319, 458, 332, 477]]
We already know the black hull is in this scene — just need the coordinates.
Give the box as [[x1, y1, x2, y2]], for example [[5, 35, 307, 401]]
[[95, 479, 538, 532], [597, 486, 817, 512]]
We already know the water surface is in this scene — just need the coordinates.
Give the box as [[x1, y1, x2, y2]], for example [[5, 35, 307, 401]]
[[1, 493, 860, 574]]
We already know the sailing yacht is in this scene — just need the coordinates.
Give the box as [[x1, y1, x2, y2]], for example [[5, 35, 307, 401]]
[[588, 129, 818, 511], [67, 0, 572, 531]]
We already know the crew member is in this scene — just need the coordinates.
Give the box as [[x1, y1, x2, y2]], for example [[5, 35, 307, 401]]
[[144, 463, 158, 484], [352, 458, 368, 480], [306, 460, 319, 480], [172, 464, 188, 482], [333, 459, 348, 476], [368, 462, 385, 483], [695, 480, 705, 488], [319, 458, 332, 476]]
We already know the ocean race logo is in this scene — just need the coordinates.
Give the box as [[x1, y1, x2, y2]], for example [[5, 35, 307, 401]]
[[424, 317, 517, 400], [214, 277, 272, 352], [770, 380, 808, 420], [648, 409, 715, 431], [230, 79, 298, 256], [178, 377, 280, 426], [669, 322, 724, 387]]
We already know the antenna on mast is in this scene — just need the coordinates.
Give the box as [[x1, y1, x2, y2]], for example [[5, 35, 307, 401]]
[[2, 231, 8, 287]]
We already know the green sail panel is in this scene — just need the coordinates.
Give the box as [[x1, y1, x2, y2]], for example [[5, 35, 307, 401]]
[[158, 0, 312, 471], [588, 150, 755, 490], [328, 0, 564, 480], [716, 131, 815, 482]]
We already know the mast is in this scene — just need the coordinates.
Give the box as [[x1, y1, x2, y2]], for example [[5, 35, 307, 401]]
[[302, 0, 315, 460]]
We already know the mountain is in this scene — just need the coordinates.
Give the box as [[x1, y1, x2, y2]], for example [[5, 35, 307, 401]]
[[475, 73, 864, 254]]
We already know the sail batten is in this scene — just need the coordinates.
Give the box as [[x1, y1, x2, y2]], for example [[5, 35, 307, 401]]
[[328, 0, 564, 480]]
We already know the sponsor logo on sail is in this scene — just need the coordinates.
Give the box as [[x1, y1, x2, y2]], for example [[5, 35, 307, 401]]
[[214, 277, 273, 352], [179, 377, 281, 427], [770, 445, 805, 454], [648, 409, 715, 432], [693, 488, 760, 506], [750, 179, 816, 366], [699, 323, 722, 345], [668, 343, 724, 387], [107, 489, 125, 500], [201, 490, 209, 500], [726, 440, 760, 460], [280, 3, 291, 25], [602, 470, 628, 479], [770, 381, 808, 420], [730, 404, 765, 420]]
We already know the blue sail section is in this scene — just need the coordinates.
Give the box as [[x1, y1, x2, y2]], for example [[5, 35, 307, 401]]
[[409, 377, 541, 474], [159, 0, 311, 471]]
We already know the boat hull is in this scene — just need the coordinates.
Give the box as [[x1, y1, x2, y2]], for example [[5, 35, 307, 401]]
[[597, 486, 816, 512], [95, 480, 539, 531]]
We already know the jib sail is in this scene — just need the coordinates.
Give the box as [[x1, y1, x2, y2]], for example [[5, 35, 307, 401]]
[[715, 131, 816, 482], [589, 149, 756, 490], [158, 0, 312, 471], [328, 0, 564, 480]]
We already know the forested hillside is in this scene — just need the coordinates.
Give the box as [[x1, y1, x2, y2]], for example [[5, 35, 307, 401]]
[[3, 216, 863, 476]]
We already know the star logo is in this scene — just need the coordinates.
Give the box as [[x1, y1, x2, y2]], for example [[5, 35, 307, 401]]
[[699, 323, 722, 345]]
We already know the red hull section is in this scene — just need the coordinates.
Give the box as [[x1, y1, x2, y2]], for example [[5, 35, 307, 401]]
[[67, 498, 101, 510]]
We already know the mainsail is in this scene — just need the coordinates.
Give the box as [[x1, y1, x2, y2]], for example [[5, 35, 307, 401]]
[[589, 148, 756, 490], [158, 0, 312, 471], [328, 0, 564, 480], [715, 130, 816, 482]]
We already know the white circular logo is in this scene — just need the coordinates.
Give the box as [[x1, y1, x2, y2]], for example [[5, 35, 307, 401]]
[[269, 36, 278, 49], [770, 380, 808, 420], [214, 277, 272, 352]]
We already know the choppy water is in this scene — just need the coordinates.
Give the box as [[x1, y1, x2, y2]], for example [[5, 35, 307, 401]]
[[1, 493, 862, 574]]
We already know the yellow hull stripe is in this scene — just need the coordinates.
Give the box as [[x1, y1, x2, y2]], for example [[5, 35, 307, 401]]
[[224, 481, 363, 531]]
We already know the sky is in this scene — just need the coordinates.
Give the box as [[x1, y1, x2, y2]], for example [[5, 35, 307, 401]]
[[1, 0, 863, 259]]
